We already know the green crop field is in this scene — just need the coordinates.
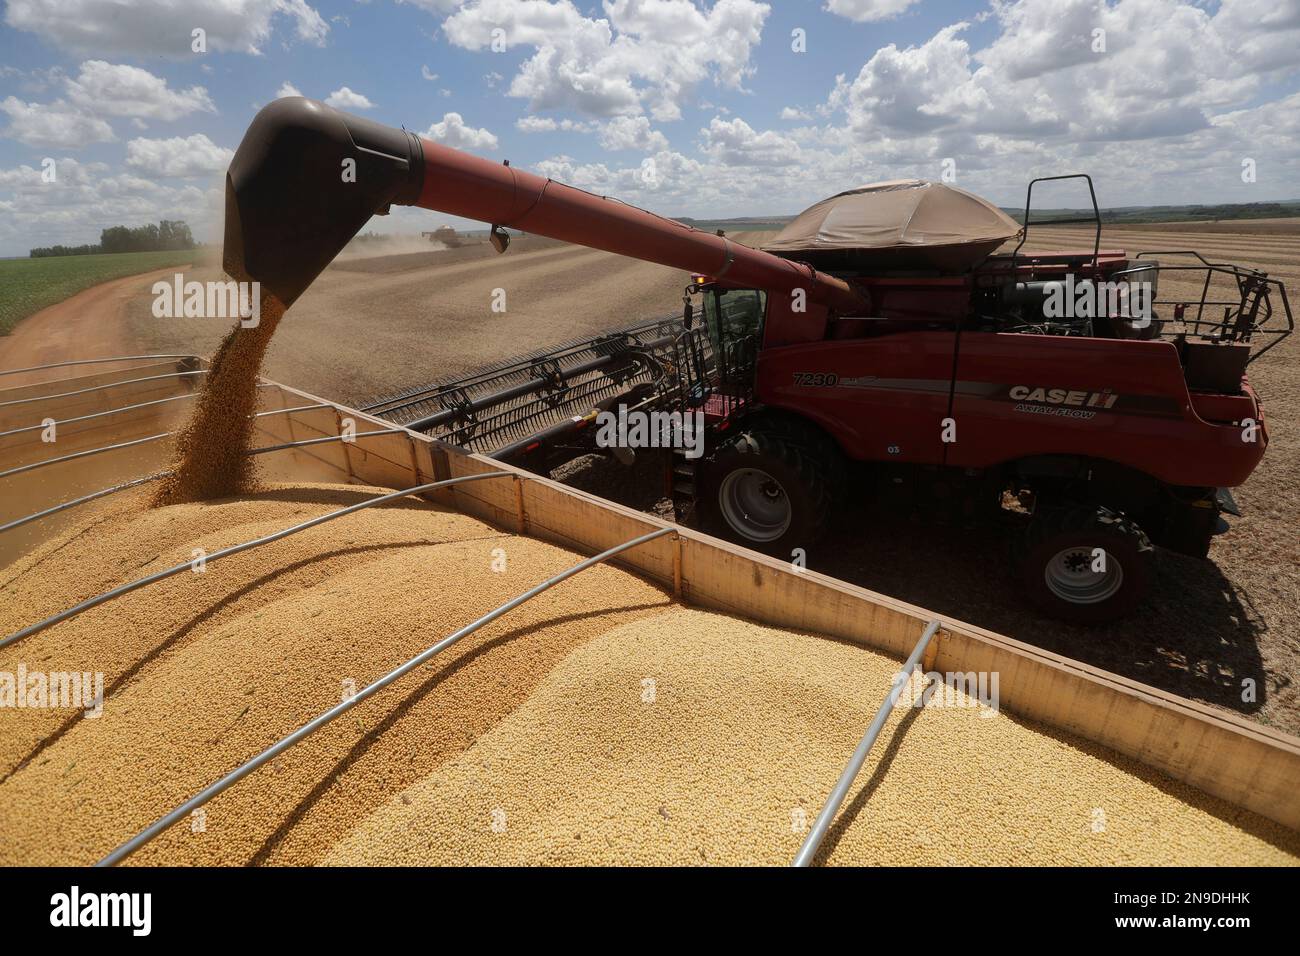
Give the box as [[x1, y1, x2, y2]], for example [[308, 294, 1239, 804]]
[[0, 250, 202, 336]]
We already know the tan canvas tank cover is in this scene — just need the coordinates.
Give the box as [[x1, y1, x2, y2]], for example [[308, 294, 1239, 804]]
[[762, 179, 1021, 253]]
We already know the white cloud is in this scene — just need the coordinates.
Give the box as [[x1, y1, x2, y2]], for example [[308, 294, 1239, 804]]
[[1214, 0, 1300, 74], [5, 0, 1298, 255], [515, 113, 668, 150], [0, 59, 209, 149], [433, 1, 1298, 220], [533, 154, 616, 190], [4, 0, 328, 56], [822, 0, 1300, 152], [324, 86, 375, 109], [126, 134, 234, 178], [599, 115, 669, 151], [277, 81, 303, 99], [421, 65, 439, 81], [423, 112, 499, 150], [700, 116, 800, 166], [0, 96, 115, 148], [396, 0, 464, 11], [516, 116, 598, 133], [521, 84, 1300, 224], [536, 147, 707, 199], [517, 116, 557, 132], [824, 0, 921, 22], [441, 0, 770, 121], [66, 61, 215, 120], [0, 157, 221, 256]]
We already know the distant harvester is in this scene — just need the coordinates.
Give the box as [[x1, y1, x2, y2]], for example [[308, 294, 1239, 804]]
[[421, 226, 462, 248]]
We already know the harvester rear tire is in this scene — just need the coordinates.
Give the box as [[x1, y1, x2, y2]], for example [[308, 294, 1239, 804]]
[[1019, 504, 1154, 624]]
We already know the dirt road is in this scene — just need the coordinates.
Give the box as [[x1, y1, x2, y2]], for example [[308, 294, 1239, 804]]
[[0, 265, 189, 388]]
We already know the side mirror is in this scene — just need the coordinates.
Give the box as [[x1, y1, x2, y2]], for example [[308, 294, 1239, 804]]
[[683, 299, 694, 329]]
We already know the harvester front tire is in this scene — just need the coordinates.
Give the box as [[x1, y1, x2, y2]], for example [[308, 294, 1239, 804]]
[[697, 427, 832, 558]]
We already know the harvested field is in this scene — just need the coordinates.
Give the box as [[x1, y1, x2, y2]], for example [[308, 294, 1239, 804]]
[[1093, 217, 1300, 236], [123, 234, 686, 404], [0, 483, 1294, 866]]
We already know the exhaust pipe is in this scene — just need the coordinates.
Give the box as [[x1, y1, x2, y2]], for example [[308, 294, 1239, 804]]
[[223, 97, 423, 307]]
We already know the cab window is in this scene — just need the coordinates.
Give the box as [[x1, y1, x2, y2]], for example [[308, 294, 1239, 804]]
[[703, 288, 766, 350]]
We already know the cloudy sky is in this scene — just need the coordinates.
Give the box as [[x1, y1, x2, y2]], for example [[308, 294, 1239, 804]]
[[0, 0, 1297, 257]]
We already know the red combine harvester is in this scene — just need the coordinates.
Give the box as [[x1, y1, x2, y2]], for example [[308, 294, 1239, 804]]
[[225, 98, 1292, 622]]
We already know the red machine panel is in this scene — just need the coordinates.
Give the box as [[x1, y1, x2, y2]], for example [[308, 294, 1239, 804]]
[[948, 332, 1265, 487]]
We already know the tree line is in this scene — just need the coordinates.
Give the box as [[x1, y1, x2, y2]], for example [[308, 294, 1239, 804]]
[[30, 220, 197, 258]]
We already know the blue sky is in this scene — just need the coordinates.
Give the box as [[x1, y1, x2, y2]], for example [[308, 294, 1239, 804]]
[[1, 0, 1297, 257]]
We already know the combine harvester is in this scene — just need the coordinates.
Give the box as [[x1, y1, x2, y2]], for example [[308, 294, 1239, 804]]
[[224, 100, 1294, 624], [1, 98, 1297, 865]]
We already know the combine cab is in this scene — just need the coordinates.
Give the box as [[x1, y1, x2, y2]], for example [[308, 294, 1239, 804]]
[[225, 99, 1292, 623]]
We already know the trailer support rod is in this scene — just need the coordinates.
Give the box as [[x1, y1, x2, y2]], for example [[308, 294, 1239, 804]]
[[0, 473, 170, 534], [0, 392, 197, 439], [0, 427, 405, 535], [0, 472, 512, 652], [97, 523, 672, 866], [0, 432, 172, 481], [0, 393, 322, 481], [791, 619, 941, 867], [246, 428, 403, 455], [0, 355, 201, 378], [0, 370, 206, 409]]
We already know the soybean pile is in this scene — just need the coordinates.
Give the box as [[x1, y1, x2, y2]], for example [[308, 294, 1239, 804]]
[[0, 484, 1295, 866], [329, 609, 1300, 866], [153, 292, 287, 505], [0, 484, 669, 865]]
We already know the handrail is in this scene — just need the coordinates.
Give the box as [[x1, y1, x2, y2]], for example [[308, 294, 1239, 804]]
[[1009, 174, 1102, 278], [1110, 257, 1293, 361]]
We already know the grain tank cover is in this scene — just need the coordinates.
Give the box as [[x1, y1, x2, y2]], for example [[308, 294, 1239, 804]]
[[763, 179, 1022, 272]]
